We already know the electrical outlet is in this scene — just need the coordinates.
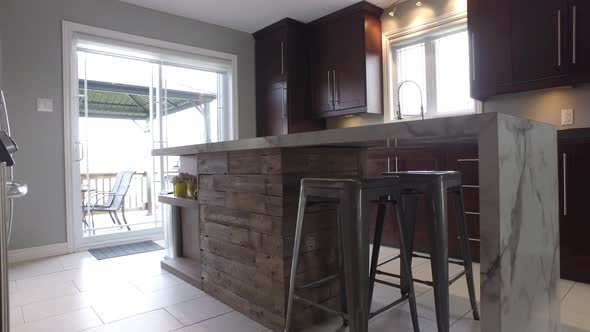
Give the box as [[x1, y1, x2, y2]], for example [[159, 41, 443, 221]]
[[37, 98, 53, 112], [561, 109, 574, 126]]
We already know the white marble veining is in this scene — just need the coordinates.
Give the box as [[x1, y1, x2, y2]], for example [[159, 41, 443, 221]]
[[478, 114, 559, 332]]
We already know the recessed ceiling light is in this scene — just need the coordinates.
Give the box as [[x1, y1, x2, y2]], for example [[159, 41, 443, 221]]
[[416, 1, 423, 6]]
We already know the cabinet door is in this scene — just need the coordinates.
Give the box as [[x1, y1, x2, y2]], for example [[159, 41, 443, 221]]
[[310, 23, 336, 115], [510, 0, 568, 83], [468, 0, 512, 99], [256, 29, 287, 84], [332, 12, 366, 111], [257, 81, 287, 137], [570, 0, 590, 82], [559, 143, 590, 283]]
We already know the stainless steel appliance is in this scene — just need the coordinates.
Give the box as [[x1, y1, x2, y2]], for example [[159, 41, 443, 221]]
[[0, 90, 28, 332]]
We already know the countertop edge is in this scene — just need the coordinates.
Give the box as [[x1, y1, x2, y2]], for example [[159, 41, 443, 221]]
[[152, 113, 556, 157]]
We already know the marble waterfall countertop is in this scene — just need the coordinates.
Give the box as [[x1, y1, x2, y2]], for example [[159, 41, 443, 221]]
[[152, 113, 500, 156], [154, 111, 561, 332]]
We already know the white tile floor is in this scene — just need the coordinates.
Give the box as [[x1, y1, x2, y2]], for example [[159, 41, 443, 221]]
[[6, 245, 589, 332]]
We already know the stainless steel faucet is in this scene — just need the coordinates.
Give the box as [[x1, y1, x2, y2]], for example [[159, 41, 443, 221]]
[[396, 80, 425, 120]]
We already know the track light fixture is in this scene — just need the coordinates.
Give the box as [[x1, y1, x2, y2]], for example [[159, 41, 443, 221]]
[[387, 0, 425, 17]]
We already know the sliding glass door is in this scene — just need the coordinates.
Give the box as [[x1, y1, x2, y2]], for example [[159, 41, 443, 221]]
[[70, 35, 231, 249]]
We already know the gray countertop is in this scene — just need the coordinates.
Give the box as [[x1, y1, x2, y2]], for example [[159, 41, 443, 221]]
[[152, 113, 543, 156]]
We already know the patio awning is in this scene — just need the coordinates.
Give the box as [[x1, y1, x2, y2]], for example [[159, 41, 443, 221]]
[[78, 80, 217, 120]]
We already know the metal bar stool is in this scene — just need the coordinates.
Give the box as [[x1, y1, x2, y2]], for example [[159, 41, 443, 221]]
[[368, 171, 480, 332], [284, 177, 420, 332]]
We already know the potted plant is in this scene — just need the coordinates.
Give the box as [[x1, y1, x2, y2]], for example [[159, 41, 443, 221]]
[[171, 173, 189, 198]]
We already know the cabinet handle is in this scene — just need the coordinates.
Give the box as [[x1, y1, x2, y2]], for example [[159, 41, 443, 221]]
[[471, 32, 476, 81], [563, 153, 567, 216], [332, 70, 338, 103], [573, 6, 577, 64], [557, 10, 562, 67], [282, 87, 287, 119], [327, 71, 333, 103], [281, 41, 284, 76]]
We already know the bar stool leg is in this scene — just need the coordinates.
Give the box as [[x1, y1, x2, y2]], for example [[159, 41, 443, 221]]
[[454, 188, 481, 320], [368, 199, 387, 307], [393, 193, 421, 332], [339, 187, 369, 332], [336, 207, 349, 326], [426, 181, 450, 332], [399, 193, 418, 296], [284, 188, 308, 332]]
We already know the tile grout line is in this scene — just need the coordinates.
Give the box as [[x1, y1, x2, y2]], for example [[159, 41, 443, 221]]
[[162, 307, 187, 327], [170, 310, 238, 331], [561, 281, 576, 302], [90, 305, 105, 326]]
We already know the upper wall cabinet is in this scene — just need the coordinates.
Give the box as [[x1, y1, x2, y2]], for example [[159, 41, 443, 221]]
[[309, 2, 384, 118], [571, 0, 590, 82], [254, 19, 324, 137], [468, 0, 589, 100]]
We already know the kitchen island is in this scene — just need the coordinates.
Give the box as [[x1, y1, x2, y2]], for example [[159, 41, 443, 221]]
[[153, 112, 559, 332]]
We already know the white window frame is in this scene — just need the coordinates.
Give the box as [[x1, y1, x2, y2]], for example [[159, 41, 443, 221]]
[[383, 11, 482, 122], [62, 21, 239, 252]]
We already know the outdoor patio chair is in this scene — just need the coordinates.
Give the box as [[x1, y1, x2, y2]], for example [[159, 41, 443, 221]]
[[83, 171, 136, 232]]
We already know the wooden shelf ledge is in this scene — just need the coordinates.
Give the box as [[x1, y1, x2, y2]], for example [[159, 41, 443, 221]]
[[161, 257, 202, 289], [158, 194, 199, 209]]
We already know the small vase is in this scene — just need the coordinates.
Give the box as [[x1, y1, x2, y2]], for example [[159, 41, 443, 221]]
[[173, 182, 188, 198]]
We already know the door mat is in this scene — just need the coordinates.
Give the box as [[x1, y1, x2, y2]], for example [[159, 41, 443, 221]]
[[89, 241, 163, 260]]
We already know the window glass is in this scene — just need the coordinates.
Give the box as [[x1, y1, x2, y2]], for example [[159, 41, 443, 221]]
[[396, 43, 426, 117], [392, 29, 474, 119], [435, 31, 474, 113]]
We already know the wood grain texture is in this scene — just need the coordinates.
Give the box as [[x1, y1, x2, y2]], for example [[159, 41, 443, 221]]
[[187, 147, 364, 331]]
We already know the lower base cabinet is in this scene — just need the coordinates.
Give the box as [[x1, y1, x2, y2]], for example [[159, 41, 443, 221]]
[[559, 131, 590, 283]]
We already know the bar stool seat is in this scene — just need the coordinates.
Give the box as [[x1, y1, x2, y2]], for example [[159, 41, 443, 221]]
[[369, 171, 480, 332], [284, 177, 420, 332]]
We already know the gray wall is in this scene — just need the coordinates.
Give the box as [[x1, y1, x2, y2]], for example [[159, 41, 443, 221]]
[[329, 0, 590, 130], [0, 0, 255, 250]]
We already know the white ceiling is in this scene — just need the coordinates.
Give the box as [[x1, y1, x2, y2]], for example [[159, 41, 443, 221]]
[[119, 0, 393, 33]]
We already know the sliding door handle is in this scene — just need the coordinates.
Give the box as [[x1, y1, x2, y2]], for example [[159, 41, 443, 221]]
[[75, 142, 84, 162]]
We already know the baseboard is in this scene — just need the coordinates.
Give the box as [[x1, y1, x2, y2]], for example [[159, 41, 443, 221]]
[[8, 242, 69, 264]]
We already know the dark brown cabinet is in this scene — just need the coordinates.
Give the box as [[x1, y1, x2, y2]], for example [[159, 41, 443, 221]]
[[309, 2, 383, 117], [468, 0, 512, 99], [254, 19, 324, 137], [510, 0, 568, 83], [469, 0, 581, 99], [558, 131, 590, 283], [571, 0, 590, 82]]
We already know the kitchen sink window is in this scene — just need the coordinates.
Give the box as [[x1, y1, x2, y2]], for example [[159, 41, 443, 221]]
[[391, 28, 477, 120]]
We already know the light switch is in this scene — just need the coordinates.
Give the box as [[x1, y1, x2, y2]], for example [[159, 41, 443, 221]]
[[37, 98, 53, 112], [561, 109, 574, 126]]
